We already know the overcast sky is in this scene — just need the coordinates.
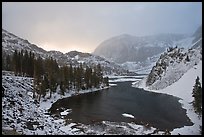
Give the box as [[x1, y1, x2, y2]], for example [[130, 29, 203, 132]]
[[2, 2, 202, 53]]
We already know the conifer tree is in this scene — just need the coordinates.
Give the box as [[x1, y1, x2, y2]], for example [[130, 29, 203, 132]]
[[13, 50, 18, 75], [192, 76, 202, 115], [5, 54, 11, 71]]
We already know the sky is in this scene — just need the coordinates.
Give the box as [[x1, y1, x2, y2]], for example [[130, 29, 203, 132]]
[[2, 2, 202, 53]]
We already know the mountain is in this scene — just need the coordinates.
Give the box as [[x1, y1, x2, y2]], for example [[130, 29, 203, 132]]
[[2, 29, 47, 57], [2, 29, 134, 76], [135, 25, 202, 90], [93, 33, 186, 64]]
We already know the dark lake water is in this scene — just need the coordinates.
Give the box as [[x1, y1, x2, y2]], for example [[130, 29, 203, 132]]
[[49, 81, 193, 131]]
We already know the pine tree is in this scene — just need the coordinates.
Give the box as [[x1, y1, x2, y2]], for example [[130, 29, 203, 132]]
[[23, 50, 29, 76], [29, 51, 35, 77], [13, 50, 18, 75], [84, 66, 90, 89], [96, 64, 103, 85], [104, 77, 109, 86], [19, 50, 24, 76], [2, 52, 6, 70], [69, 64, 73, 89], [192, 76, 202, 115], [5, 54, 11, 71], [185, 55, 190, 62]]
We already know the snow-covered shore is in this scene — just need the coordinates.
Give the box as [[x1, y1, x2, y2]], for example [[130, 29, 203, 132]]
[[2, 71, 110, 135], [40, 85, 109, 111], [132, 61, 202, 135]]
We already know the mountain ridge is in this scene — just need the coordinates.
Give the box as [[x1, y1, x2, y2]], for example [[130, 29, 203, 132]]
[[2, 29, 134, 76], [93, 33, 187, 64]]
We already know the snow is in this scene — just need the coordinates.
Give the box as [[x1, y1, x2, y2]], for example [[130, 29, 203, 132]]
[[60, 109, 72, 116], [109, 83, 117, 86], [107, 75, 146, 79], [121, 53, 161, 74], [146, 48, 201, 90], [109, 78, 141, 83], [173, 37, 194, 49], [122, 113, 135, 119], [81, 121, 165, 135], [39, 85, 109, 111], [127, 123, 156, 135], [74, 55, 79, 60], [2, 71, 110, 135], [59, 123, 79, 135], [133, 61, 202, 135], [2, 60, 202, 135]]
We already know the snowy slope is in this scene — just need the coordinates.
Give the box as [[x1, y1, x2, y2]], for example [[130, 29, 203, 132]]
[[121, 53, 161, 74], [2, 29, 47, 57], [2, 71, 110, 135], [2, 72, 67, 135], [144, 46, 201, 90]]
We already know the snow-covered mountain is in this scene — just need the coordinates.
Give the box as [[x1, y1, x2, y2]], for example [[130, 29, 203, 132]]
[[2, 29, 134, 76], [146, 46, 202, 90], [121, 53, 161, 74], [134, 25, 202, 90], [2, 29, 47, 57], [93, 33, 186, 64]]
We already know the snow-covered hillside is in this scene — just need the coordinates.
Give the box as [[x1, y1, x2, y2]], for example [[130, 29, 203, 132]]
[[121, 53, 161, 74], [145, 47, 201, 90], [2, 71, 109, 135], [2, 72, 67, 135]]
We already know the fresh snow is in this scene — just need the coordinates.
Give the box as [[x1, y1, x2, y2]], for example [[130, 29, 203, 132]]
[[109, 83, 117, 86], [60, 109, 72, 116], [122, 113, 135, 119], [59, 123, 79, 135]]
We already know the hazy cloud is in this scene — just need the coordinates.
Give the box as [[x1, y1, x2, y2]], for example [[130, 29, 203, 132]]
[[2, 2, 202, 53]]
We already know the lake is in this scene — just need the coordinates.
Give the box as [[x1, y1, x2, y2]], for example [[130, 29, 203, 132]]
[[49, 80, 193, 131]]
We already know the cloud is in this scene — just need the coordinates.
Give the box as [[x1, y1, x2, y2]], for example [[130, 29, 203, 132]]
[[2, 2, 202, 53]]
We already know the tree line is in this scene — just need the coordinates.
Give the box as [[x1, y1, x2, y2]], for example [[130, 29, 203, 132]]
[[2, 50, 109, 101]]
